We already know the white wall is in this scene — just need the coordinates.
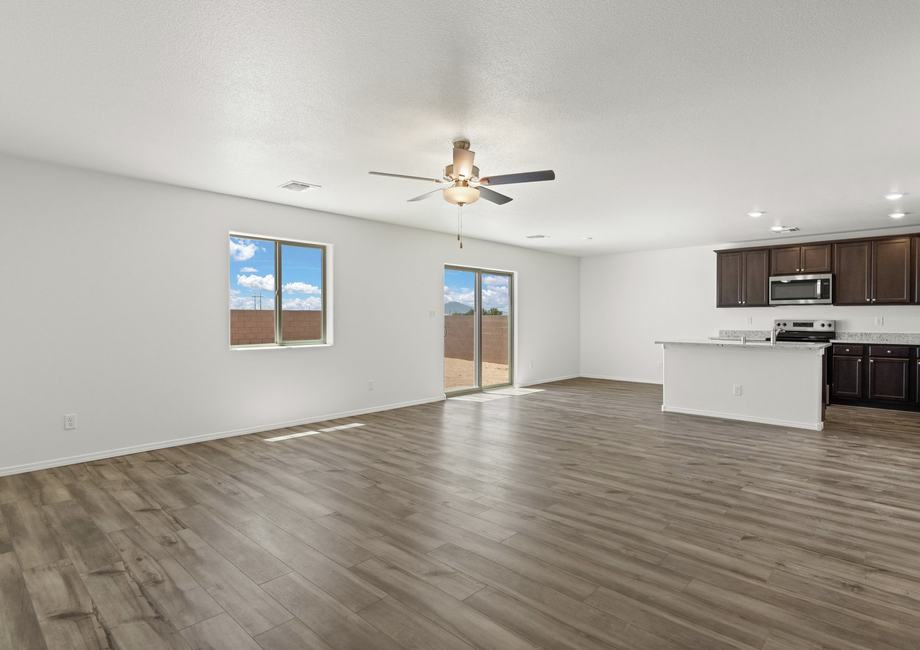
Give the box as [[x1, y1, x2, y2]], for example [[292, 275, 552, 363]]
[[581, 243, 920, 384], [0, 155, 580, 475]]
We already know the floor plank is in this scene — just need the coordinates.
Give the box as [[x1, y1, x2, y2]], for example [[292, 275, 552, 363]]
[[3, 378, 920, 649]]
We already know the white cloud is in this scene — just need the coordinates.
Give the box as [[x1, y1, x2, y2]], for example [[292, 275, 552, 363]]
[[239, 267, 258, 273], [230, 293, 274, 310], [482, 286, 509, 312], [283, 296, 322, 310], [237, 274, 275, 291], [444, 288, 474, 305], [229, 239, 259, 261], [283, 282, 321, 295], [444, 283, 508, 312], [483, 275, 509, 287]]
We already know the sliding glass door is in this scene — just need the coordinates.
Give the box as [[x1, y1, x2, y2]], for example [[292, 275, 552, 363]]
[[444, 266, 513, 393]]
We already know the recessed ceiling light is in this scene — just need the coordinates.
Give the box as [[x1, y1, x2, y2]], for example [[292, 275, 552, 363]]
[[526, 234, 550, 239], [770, 226, 800, 234], [748, 211, 765, 218], [885, 193, 905, 200], [279, 180, 321, 192], [889, 212, 907, 219]]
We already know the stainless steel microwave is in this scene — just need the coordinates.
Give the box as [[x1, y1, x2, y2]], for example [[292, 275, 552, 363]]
[[769, 274, 833, 305]]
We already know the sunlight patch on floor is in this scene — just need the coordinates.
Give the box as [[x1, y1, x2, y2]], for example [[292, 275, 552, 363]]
[[263, 422, 364, 441]]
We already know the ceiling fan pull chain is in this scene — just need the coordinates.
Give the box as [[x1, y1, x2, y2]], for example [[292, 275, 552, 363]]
[[458, 204, 464, 249]]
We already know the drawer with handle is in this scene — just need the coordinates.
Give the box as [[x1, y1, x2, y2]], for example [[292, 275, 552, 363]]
[[869, 346, 909, 358], [833, 344, 864, 356]]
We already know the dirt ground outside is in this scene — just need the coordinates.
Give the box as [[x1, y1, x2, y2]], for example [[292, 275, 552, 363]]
[[444, 357, 510, 389]]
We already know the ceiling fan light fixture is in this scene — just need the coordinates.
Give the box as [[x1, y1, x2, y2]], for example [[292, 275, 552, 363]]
[[443, 182, 479, 205]]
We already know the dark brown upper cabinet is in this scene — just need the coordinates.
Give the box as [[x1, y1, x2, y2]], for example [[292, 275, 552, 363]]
[[801, 244, 833, 273], [716, 233, 917, 308], [770, 244, 832, 275], [742, 249, 770, 306], [872, 238, 911, 304], [834, 237, 912, 305], [716, 250, 768, 307], [770, 247, 800, 275], [834, 240, 872, 304], [717, 252, 743, 307]]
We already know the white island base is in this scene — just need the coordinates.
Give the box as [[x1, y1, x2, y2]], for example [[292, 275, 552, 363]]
[[656, 341, 829, 431]]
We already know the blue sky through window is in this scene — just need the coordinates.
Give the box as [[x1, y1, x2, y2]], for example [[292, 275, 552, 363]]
[[444, 269, 509, 314], [229, 237, 323, 310]]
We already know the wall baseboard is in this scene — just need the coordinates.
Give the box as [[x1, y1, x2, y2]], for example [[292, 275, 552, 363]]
[[0, 395, 446, 478], [580, 374, 663, 385], [516, 374, 581, 387], [661, 405, 824, 431]]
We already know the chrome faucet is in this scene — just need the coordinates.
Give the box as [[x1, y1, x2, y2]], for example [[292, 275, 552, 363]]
[[771, 326, 785, 346]]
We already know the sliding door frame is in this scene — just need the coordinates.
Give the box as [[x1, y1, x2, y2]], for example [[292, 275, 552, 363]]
[[444, 265, 514, 395]]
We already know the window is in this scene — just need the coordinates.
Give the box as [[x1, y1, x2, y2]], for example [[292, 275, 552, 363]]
[[229, 235, 328, 347]]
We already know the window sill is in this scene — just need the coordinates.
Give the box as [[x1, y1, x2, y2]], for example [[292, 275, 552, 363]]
[[230, 343, 332, 351]]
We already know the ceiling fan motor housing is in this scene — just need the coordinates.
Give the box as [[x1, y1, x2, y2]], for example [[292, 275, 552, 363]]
[[443, 164, 480, 181]]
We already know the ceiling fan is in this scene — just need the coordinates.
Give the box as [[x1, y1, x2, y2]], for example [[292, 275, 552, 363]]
[[369, 140, 555, 206]]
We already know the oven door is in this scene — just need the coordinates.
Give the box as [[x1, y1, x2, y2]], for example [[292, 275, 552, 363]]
[[769, 274, 833, 305]]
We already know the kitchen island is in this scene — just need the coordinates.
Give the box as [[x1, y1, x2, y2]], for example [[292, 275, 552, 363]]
[[656, 340, 830, 430]]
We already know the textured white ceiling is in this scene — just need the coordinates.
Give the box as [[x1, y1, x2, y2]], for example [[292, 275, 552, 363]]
[[2, 1, 920, 256]]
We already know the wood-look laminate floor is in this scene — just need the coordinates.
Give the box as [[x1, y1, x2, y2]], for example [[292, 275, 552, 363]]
[[3, 378, 920, 650]]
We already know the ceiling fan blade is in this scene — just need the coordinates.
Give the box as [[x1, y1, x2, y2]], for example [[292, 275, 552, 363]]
[[407, 188, 444, 202], [477, 186, 513, 205], [453, 147, 475, 179], [369, 171, 445, 183], [479, 170, 555, 186]]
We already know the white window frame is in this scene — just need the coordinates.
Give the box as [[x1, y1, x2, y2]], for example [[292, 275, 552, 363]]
[[229, 233, 332, 349]]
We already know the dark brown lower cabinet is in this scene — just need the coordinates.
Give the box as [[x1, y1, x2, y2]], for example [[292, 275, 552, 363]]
[[868, 357, 910, 402], [832, 356, 863, 399], [916, 353, 920, 402], [830, 346, 917, 410]]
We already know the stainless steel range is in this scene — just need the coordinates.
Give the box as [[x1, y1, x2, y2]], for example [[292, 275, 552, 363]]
[[772, 319, 836, 344]]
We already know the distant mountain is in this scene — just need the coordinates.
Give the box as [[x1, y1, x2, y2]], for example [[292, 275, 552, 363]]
[[445, 301, 473, 315]]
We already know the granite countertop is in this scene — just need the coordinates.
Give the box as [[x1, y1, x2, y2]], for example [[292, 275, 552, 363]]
[[657, 340, 831, 351], [830, 333, 920, 345], [719, 330, 920, 346]]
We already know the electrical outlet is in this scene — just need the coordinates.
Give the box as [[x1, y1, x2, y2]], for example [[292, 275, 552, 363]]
[[64, 414, 77, 430], [876, 317, 884, 326], [657, 361, 663, 369], [732, 385, 742, 397], [746, 316, 753, 325], [528, 361, 533, 370], [429, 309, 436, 319], [367, 380, 374, 391]]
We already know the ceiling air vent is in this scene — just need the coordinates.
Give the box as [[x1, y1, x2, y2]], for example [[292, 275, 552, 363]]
[[526, 234, 550, 239], [770, 226, 800, 234], [279, 180, 320, 192]]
